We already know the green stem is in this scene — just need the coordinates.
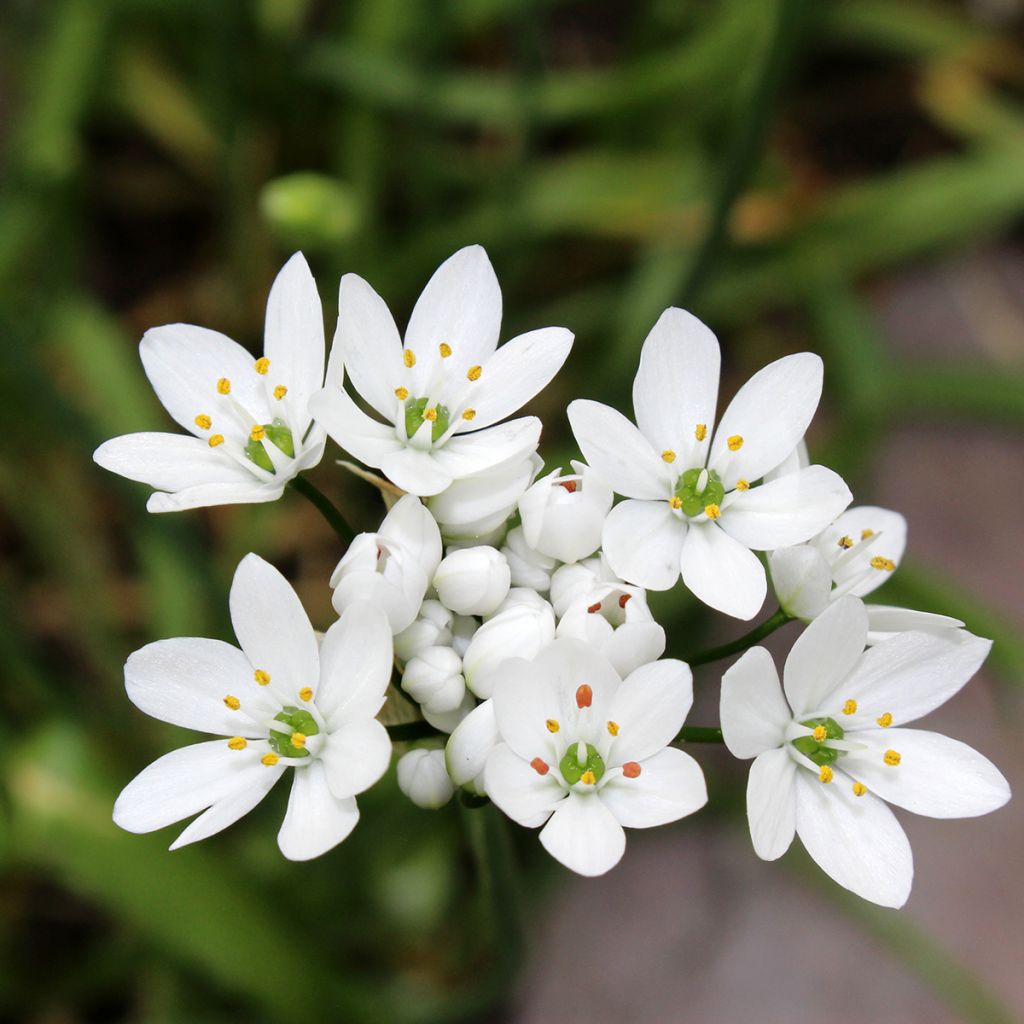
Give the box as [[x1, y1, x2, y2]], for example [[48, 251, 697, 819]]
[[675, 725, 723, 744], [685, 607, 793, 667], [289, 475, 355, 544], [387, 720, 444, 742]]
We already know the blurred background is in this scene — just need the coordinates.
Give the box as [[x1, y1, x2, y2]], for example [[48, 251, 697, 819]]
[[1, 0, 1023, 1021]]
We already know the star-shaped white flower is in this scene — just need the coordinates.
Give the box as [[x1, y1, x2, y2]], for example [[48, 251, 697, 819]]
[[113, 554, 394, 860], [720, 596, 1010, 907], [483, 639, 707, 876], [568, 307, 852, 618], [94, 254, 327, 511], [309, 245, 573, 496]]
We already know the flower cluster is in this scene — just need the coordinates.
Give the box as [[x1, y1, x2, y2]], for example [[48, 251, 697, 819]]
[[99, 246, 1009, 905]]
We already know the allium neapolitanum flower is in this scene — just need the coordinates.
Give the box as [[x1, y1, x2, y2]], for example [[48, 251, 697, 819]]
[[309, 245, 573, 496], [569, 307, 852, 619], [720, 596, 1009, 907], [483, 639, 707, 876], [113, 554, 394, 860], [95, 254, 326, 511]]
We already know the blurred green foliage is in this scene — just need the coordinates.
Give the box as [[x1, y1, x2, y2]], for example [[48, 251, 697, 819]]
[[1, 0, 1023, 1020]]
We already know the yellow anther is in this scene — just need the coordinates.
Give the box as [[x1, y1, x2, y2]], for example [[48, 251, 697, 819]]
[[580, 770, 597, 786], [423, 407, 438, 422], [254, 357, 270, 375], [727, 434, 744, 451], [735, 479, 749, 491], [546, 719, 560, 733], [661, 449, 676, 464], [607, 720, 620, 737], [439, 342, 452, 358], [254, 669, 270, 686], [877, 712, 893, 728], [694, 423, 707, 442], [870, 556, 896, 572], [227, 736, 247, 751], [812, 725, 827, 743], [852, 781, 867, 797], [394, 386, 409, 401], [217, 377, 231, 394], [467, 364, 482, 381], [462, 408, 476, 421], [250, 424, 266, 442], [262, 753, 280, 767], [842, 699, 857, 716], [704, 503, 721, 520], [819, 765, 834, 783], [299, 687, 313, 701], [223, 695, 240, 710], [403, 349, 416, 368], [884, 749, 901, 766], [838, 535, 854, 549], [861, 528, 875, 540], [194, 414, 212, 430], [208, 434, 225, 447], [669, 496, 683, 510], [273, 385, 288, 400], [290, 732, 307, 750]]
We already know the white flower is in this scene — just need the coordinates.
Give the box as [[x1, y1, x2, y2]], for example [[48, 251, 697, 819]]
[[501, 525, 557, 593], [393, 600, 453, 663], [568, 307, 852, 619], [401, 646, 466, 715], [548, 555, 619, 618], [483, 639, 707, 876], [95, 254, 326, 511], [112, 554, 394, 860], [309, 245, 573, 496], [330, 494, 442, 632], [720, 596, 1010, 907], [462, 597, 556, 698], [517, 461, 613, 563], [433, 546, 511, 617], [397, 749, 456, 809]]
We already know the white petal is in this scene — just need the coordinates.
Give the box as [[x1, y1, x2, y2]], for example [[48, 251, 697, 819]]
[[379, 446, 453, 496], [605, 659, 692, 763], [263, 252, 325, 437], [746, 747, 797, 860], [816, 506, 908, 597], [601, 499, 686, 591], [307, 386, 402, 470], [708, 352, 823, 488], [484, 742, 566, 827], [405, 245, 502, 386], [333, 272, 404, 418], [600, 747, 706, 828], [331, 564, 427, 634], [679, 522, 766, 620], [320, 719, 392, 800], [113, 740, 277, 834], [490, 656, 567, 766], [229, 554, 319, 703], [841, 728, 1010, 819], [539, 792, 626, 876], [568, 400, 673, 499], [145, 479, 283, 513], [446, 699, 499, 786], [719, 466, 852, 550], [763, 439, 809, 481], [795, 768, 913, 908], [783, 596, 868, 717], [632, 308, 720, 469], [599, 621, 666, 678], [828, 630, 992, 728], [431, 416, 540, 481], [430, 452, 537, 531], [125, 637, 266, 736], [720, 647, 791, 758], [864, 605, 965, 645], [170, 763, 281, 849], [378, 493, 443, 574], [317, 602, 393, 727], [464, 327, 573, 430], [94, 432, 257, 490], [768, 545, 833, 620], [277, 760, 360, 861]]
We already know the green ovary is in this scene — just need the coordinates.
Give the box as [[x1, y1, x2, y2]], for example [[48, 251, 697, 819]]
[[559, 742, 606, 786], [791, 717, 844, 767], [244, 419, 295, 473], [268, 706, 319, 758], [404, 397, 450, 442], [673, 468, 725, 517]]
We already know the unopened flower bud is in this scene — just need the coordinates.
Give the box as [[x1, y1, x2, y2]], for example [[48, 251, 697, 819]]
[[433, 546, 511, 617], [401, 646, 466, 714], [394, 600, 453, 663], [397, 749, 455, 809], [518, 461, 612, 563], [501, 525, 557, 592], [550, 554, 620, 618], [462, 600, 555, 698]]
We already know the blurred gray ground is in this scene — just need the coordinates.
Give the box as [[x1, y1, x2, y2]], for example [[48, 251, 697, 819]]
[[515, 245, 1024, 1024]]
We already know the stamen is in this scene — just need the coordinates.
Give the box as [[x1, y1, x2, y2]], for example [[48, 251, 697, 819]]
[[217, 378, 231, 395], [695, 469, 709, 493], [877, 712, 893, 728], [467, 365, 482, 381], [299, 687, 313, 701], [394, 386, 409, 400], [870, 556, 896, 572], [695, 423, 707, 441], [262, 753, 280, 767], [661, 449, 676, 464], [439, 343, 452, 358], [558, 480, 578, 493], [227, 736, 247, 750], [208, 434, 225, 447], [580, 770, 597, 786], [273, 385, 288, 400], [546, 718, 560, 733], [735, 479, 749, 491], [819, 765, 834, 783], [669, 496, 683, 510], [194, 414, 212, 430], [861, 528, 875, 540], [727, 434, 744, 451], [623, 762, 641, 779], [255, 357, 270, 375], [575, 684, 593, 709], [884, 749, 901, 766], [587, 601, 602, 614], [423, 407, 438, 422], [704, 503, 721, 520], [838, 536, 854, 549], [852, 781, 867, 797], [254, 669, 270, 686], [403, 350, 416, 368], [618, 593, 631, 608], [462, 408, 476, 420], [607, 720, 620, 736], [812, 725, 828, 742], [531, 757, 550, 775], [290, 732, 307, 750], [250, 424, 266, 442], [842, 699, 857, 715], [223, 695, 241, 710]]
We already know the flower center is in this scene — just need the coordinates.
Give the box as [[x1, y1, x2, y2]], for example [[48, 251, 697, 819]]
[[673, 467, 725, 517], [404, 397, 450, 442], [791, 716, 844, 766], [268, 705, 319, 759], [244, 418, 295, 473], [558, 740, 605, 786]]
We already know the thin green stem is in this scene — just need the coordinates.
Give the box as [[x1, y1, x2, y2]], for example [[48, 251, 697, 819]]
[[387, 719, 444, 742], [685, 607, 793, 667], [674, 725, 723, 744], [289, 475, 355, 544]]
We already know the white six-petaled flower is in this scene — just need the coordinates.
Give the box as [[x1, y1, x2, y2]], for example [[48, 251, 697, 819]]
[[113, 554, 394, 860], [719, 595, 1010, 907], [569, 307, 852, 619], [95, 254, 326, 511]]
